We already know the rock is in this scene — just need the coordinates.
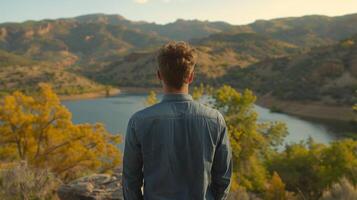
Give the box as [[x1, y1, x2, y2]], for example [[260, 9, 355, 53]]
[[58, 169, 123, 200]]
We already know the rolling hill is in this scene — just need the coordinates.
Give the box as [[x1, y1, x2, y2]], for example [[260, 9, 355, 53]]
[[233, 13, 357, 47], [0, 19, 167, 67], [1, 12, 357, 110], [89, 32, 300, 87], [0, 50, 104, 96], [74, 14, 235, 41], [223, 35, 357, 105]]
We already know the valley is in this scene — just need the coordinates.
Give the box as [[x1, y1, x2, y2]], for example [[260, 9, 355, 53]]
[[0, 13, 357, 121]]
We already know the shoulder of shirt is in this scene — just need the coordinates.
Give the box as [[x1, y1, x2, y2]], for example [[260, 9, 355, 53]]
[[193, 101, 224, 120], [192, 102, 226, 127], [130, 101, 225, 126], [129, 103, 164, 121]]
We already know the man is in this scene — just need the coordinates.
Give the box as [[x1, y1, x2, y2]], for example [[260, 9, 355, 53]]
[[123, 41, 232, 200]]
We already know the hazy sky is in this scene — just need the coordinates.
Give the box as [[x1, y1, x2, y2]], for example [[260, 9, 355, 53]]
[[0, 0, 357, 25]]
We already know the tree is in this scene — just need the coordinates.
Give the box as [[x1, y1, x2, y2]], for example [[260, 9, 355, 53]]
[[267, 139, 357, 200], [193, 85, 288, 192], [145, 90, 158, 106], [0, 84, 122, 181], [265, 172, 288, 200], [341, 40, 355, 48], [105, 85, 112, 97]]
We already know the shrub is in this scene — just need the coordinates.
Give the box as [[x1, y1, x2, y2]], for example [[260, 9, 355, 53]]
[[320, 178, 357, 200], [0, 161, 61, 200], [228, 187, 262, 200]]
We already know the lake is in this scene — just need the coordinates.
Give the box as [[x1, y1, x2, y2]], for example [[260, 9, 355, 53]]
[[62, 93, 339, 149]]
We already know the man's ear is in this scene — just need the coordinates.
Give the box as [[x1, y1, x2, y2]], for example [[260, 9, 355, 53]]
[[188, 71, 195, 84], [157, 70, 162, 81]]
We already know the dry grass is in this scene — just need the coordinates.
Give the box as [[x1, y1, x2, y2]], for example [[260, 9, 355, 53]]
[[320, 178, 357, 200], [0, 161, 62, 200]]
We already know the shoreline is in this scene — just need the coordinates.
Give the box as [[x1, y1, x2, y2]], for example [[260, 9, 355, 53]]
[[256, 94, 356, 123], [118, 87, 161, 94], [59, 88, 121, 101], [59, 86, 356, 123]]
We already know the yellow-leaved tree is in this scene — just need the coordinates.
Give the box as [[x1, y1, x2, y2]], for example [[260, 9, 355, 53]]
[[265, 172, 288, 200], [0, 84, 121, 181], [145, 90, 158, 106]]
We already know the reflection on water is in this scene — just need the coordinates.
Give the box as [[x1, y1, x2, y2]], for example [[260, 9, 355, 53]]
[[62, 93, 344, 149]]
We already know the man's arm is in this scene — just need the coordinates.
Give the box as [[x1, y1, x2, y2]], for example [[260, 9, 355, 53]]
[[123, 117, 144, 200], [211, 117, 232, 200]]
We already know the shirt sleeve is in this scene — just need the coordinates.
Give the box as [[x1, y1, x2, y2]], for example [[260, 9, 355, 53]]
[[123, 117, 144, 200], [211, 115, 232, 200]]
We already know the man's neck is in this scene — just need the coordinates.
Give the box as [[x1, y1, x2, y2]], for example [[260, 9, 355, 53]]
[[163, 85, 189, 95]]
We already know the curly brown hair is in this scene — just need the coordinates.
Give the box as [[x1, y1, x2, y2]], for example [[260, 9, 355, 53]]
[[157, 41, 197, 89]]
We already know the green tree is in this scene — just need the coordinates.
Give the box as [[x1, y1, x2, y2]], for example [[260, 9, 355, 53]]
[[267, 139, 357, 200], [195, 85, 288, 192]]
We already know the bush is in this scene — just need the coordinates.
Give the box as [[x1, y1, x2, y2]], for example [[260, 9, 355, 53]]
[[228, 187, 262, 200], [0, 161, 61, 200], [320, 178, 357, 200]]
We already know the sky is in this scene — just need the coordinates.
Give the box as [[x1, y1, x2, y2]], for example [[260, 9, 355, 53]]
[[0, 0, 357, 25]]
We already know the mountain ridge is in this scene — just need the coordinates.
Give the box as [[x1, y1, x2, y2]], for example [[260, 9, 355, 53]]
[[1, 12, 357, 110]]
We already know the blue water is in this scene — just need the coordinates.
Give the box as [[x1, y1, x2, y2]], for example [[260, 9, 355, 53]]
[[62, 93, 338, 148]]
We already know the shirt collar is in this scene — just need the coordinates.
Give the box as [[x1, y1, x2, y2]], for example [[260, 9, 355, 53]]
[[161, 93, 193, 102]]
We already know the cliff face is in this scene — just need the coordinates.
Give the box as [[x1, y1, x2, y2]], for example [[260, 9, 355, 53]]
[[58, 169, 123, 200]]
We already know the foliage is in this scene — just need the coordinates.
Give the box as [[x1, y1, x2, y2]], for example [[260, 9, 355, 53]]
[[320, 177, 357, 200], [0, 84, 122, 181], [228, 186, 262, 200], [0, 161, 61, 200], [0, 50, 37, 67], [264, 172, 288, 200], [145, 90, 158, 106], [193, 85, 288, 192], [270, 105, 283, 113], [267, 139, 357, 200], [341, 40, 355, 48], [191, 85, 357, 199]]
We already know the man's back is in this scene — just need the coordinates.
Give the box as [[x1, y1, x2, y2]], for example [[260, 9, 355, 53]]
[[123, 94, 232, 200]]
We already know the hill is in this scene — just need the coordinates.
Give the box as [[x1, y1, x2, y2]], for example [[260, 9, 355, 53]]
[[192, 32, 300, 65], [223, 35, 357, 105], [0, 49, 38, 67], [2, 12, 357, 69], [233, 13, 357, 47], [1, 12, 357, 109], [73, 13, 357, 46], [0, 50, 105, 96], [89, 33, 300, 87], [0, 19, 167, 67], [74, 14, 235, 41]]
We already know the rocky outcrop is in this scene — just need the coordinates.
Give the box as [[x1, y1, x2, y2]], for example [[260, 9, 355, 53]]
[[57, 169, 123, 200]]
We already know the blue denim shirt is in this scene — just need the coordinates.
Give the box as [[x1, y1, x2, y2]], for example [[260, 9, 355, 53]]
[[123, 94, 232, 200]]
